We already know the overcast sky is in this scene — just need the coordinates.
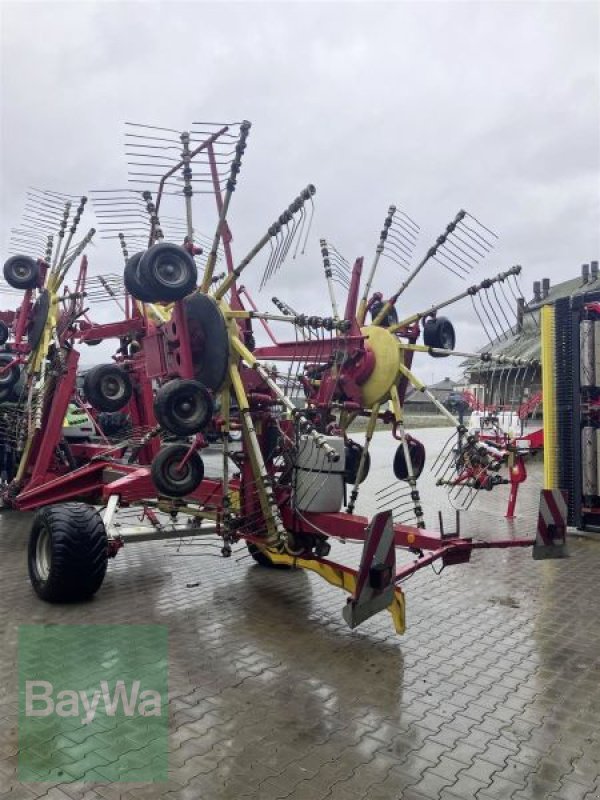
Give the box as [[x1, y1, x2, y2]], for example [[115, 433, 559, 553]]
[[1, 0, 598, 381]]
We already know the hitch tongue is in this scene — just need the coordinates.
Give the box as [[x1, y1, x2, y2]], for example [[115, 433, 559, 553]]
[[342, 511, 398, 630]]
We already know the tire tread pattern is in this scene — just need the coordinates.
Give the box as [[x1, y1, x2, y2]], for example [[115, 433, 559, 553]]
[[28, 503, 108, 602]]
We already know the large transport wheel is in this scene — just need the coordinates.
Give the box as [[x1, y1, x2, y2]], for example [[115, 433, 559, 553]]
[[423, 316, 455, 356], [153, 379, 213, 436], [124, 252, 155, 303], [3, 255, 40, 290], [247, 543, 292, 569], [84, 364, 132, 412], [151, 444, 204, 497], [28, 503, 108, 602], [138, 243, 197, 302]]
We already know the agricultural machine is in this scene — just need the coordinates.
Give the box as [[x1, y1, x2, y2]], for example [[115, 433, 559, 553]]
[[0, 120, 568, 635]]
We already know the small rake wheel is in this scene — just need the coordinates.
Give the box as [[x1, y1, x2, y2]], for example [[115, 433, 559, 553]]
[[393, 437, 426, 481], [124, 251, 155, 303], [0, 366, 24, 404], [3, 255, 40, 290], [138, 243, 197, 302], [0, 353, 20, 392], [423, 316, 455, 356], [154, 379, 213, 436], [344, 441, 371, 485], [84, 364, 132, 412], [151, 443, 204, 497], [96, 411, 132, 438]]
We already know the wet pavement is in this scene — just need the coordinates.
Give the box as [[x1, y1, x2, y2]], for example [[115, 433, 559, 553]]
[[1, 428, 599, 799]]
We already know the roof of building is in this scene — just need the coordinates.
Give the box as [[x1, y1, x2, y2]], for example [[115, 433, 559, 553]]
[[405, 376, 457, 403], [463, 265, 600, 372]]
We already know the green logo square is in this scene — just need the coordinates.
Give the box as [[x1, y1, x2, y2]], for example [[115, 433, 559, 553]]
[[18, 624, 168, 782]]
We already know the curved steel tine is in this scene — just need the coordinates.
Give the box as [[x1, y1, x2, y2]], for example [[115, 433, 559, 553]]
[[444, 236, 481, 265], [464, 212, 499, 240], [300, 193, 315, 255], [432, 255, 465, 279], [292, 205, 306, 260]]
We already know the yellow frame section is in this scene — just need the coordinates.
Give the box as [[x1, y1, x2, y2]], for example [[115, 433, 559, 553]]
[[541, 305, 557, 489], [264, 550, 406, 634]]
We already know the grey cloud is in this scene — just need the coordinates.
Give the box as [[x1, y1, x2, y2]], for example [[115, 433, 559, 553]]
[[1, 0, 598, 380]]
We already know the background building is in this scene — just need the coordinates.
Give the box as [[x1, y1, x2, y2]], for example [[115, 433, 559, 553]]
[[463, 260, 599, 412]]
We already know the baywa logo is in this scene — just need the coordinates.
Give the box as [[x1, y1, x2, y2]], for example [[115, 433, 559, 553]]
[[25, 678, 162, 725], [19, 624, 168, 782]]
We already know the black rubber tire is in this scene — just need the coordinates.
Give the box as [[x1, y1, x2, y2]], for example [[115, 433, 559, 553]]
[[0, 354, 20, 390], [247, 543, 292, 569], [393, 438, 426, 481], [138, 243, 197, 302], [97, 411, 132, 438], [3, 255, 40, 290], [184, 293, 229, 391], [151, 444, 204, 497], [7, 368, 25, 403], [27, 290, 50, 351], [124, 252, 155, 303], [344, 441, 371, 485], [153, 379, 213, 436], [264, 424, 281, 462], [28, 503, 108, 602], [57, 441, 77, 471], [0, 362, 24, 404], [0, 321, 9, 345], [423, 317, 455, 357], [84, 364, 132, 412]]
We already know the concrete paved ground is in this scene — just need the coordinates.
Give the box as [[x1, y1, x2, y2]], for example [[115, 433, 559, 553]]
[[1, 429, 599, 799]]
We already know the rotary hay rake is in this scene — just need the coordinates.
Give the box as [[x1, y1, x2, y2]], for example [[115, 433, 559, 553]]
[[0, 119, 568, 635]]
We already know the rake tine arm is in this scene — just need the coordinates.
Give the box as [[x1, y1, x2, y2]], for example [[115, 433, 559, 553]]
[[320, 239, 340, 321], [51, 201, 72, 270], [201, 122, 251, 291], [358, 204, 396, 324], [57, 196, 87, 270], [215, 185, 316, 300], [372, 210, 467, 325], [390, 265, 522, 330]]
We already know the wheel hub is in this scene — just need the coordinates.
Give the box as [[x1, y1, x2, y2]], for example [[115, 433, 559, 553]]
[[102, 376, 124, 400], [35, 528, 52, 581], [175, 398, 195, 419], [166, 458, 189, 482], [158, 259, 184, 285]]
